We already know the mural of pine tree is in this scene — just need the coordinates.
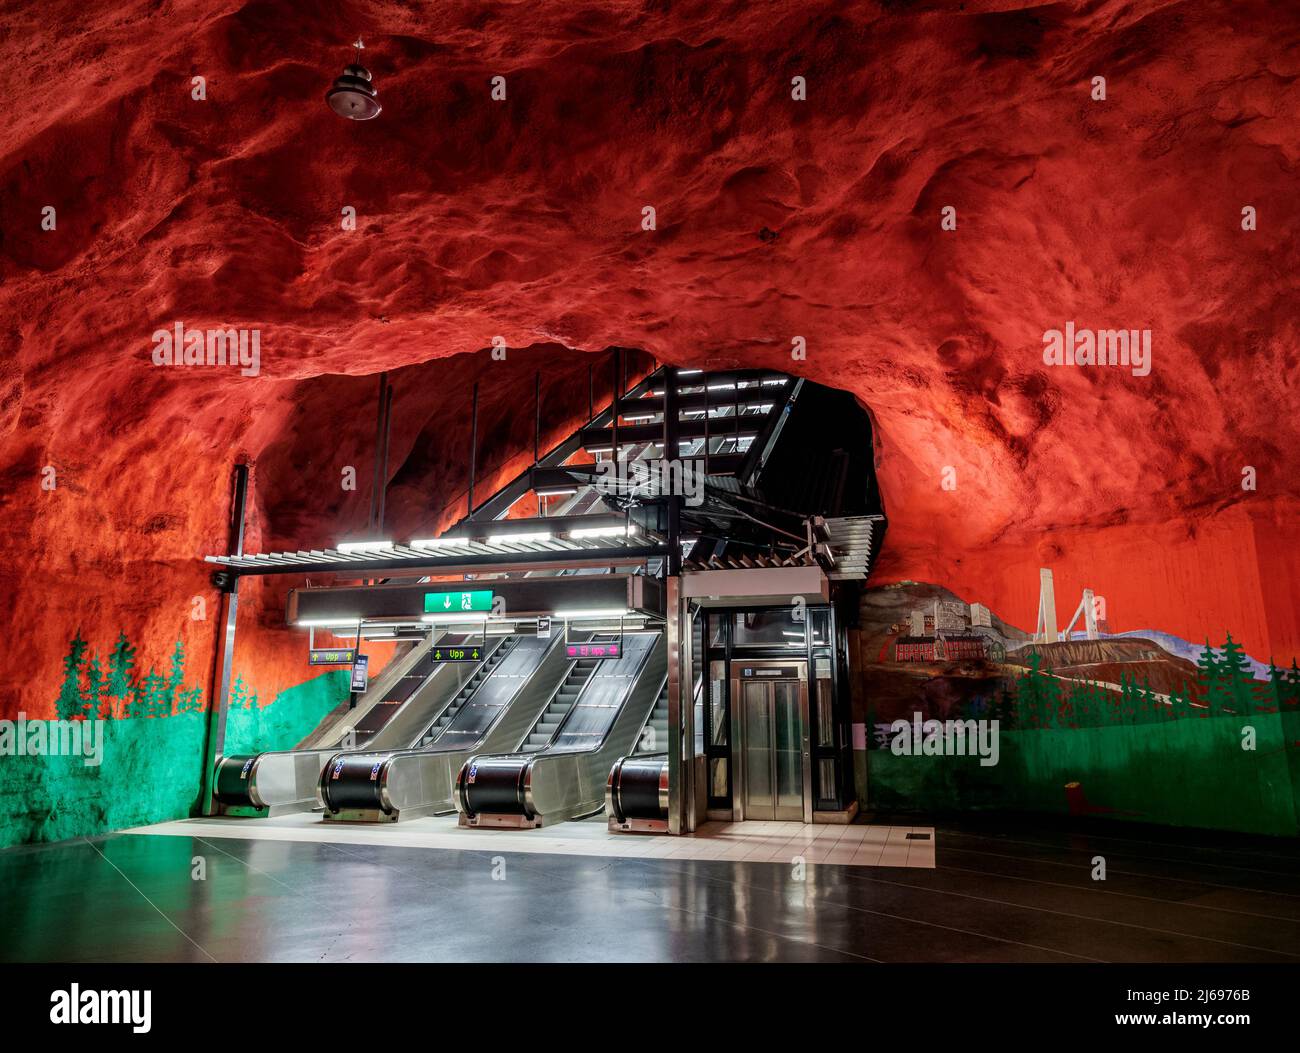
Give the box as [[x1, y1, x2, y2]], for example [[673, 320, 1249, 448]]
[[1265, 661, 1286, 713], [1217, 633, 1257, 716], [1197, 639, 1232, 717], [138, 670, 168, 717], [84, 652, 109, 720], [1119, 673, 1136, 725], [106, 631, 137, 719], [1015, 652, 1045, 728], [1139, 678, 1159, 723], [165, 639, 186, 714], [229, 675, 258, 711], [1040, 663, 1062, 729], [56, 632, 88, 720]]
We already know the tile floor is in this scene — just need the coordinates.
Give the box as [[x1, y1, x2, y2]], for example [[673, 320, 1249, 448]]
[[125, 812, 937, 868]]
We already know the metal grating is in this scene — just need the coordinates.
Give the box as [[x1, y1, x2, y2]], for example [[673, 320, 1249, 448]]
[[205, 534, 654, 571], [814, 514, 883, 580]]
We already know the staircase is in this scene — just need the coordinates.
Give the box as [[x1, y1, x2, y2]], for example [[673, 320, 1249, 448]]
[[418, 637, 515, 747], [518, 640, 609, 752]]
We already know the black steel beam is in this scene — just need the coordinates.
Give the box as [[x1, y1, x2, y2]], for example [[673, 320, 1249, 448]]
[[617, 386, 785, 417], [225, 544, 671, 577], [580, 415, 758, 448], [530, 455, 745, 491]]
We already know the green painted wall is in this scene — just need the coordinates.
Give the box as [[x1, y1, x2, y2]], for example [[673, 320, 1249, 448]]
[[0, 670, 349, 850], [863, 711, 1300, 837]]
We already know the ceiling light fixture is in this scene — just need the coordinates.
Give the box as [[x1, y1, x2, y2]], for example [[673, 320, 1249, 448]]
[[326, 38, 382, 120]]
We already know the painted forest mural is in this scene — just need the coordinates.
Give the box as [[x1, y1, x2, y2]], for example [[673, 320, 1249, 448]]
[[53, 631, 270, 720], [856, 581, 1300, 836]]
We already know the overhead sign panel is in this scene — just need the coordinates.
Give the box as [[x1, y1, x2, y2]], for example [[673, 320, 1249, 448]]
[[423, 589, 494, 614], [431, 645, 486, 663], [566, 641, 622, 660], [309, 648, 356, 666]]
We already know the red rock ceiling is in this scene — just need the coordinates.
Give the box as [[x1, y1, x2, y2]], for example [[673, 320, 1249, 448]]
[[1, 0, 1298, 715]]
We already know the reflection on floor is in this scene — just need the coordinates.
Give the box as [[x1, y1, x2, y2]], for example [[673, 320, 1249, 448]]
[[125, 813, 937, 869], [2, 814, 1298, 963]]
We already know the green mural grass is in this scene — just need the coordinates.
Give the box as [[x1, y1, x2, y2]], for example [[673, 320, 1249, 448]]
[[865, 711, 1300, 837], [0, 668, 349, 850]]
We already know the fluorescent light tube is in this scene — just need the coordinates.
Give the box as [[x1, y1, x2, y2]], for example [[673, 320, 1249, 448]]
[[487, 530, 553, 544], [337, 540, 392, 553]]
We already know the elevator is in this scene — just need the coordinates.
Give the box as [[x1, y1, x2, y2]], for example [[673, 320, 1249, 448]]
[[691, 602, 857, 826], [733, 661, 811, 822]]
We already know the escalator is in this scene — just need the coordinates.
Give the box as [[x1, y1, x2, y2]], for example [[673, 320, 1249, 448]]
[[211, 631, 500, 816], [454, 630, 666, 828], [606, 678, 671, 832], [318, 631, 573, 822]]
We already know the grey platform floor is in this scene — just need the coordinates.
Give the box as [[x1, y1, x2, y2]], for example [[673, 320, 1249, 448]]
[[2, 813, 1298, 963]]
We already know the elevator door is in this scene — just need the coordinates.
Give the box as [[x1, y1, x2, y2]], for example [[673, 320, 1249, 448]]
[[741, 678, 804, 821]]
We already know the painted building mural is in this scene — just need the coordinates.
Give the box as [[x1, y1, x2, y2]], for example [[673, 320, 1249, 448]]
[[854, 576, 1300, 837]]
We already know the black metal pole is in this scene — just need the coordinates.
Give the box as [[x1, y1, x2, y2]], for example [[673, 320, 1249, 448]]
[[534, 370, 541, 464], [468, 380, 479, 515], [588, 363, 594, 423], [200, 462, 249, 816], [663, 367, 681, 577], [376, 382, 394, 534], [611, 349, 621, 466], [703, 373, 710, 476], [368, 372, 389, 533]]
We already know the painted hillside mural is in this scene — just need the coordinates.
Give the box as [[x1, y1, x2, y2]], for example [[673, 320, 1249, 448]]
[[0, 630, 351, 849], [856, 578, 1300, 837]]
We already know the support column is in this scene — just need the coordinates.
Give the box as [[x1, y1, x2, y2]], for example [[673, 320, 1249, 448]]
[[680, 589, 696, 833], [200, 463, 248, 816], [666, 574, 684, 835]]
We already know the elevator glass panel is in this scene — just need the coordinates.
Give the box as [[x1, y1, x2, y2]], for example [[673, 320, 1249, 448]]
[[774, 681, 802, 816], [742, 682, 773, 816]]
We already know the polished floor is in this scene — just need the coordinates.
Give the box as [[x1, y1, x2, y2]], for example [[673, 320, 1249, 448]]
[[127, 812, 937, 868], [2, 813, 1299, 962]]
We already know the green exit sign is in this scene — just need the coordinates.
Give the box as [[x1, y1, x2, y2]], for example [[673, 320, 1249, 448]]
[[424, 589, 494, 614]]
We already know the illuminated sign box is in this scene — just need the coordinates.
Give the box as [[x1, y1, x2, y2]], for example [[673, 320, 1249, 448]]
[[423, 590, 494, 614], [566, 642, 621, 660], [432, 645, 485, 663], [309, 648, 356, 666]]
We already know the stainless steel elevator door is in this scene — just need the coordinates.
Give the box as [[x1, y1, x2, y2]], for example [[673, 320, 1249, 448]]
[[741, 678, 804, 821]]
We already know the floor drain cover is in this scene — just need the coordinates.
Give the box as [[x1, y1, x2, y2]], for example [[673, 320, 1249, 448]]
[[905, 832, 931, 840]]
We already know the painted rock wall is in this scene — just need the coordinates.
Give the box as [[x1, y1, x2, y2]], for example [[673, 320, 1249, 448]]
[[1, 2, 1298, 737]]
